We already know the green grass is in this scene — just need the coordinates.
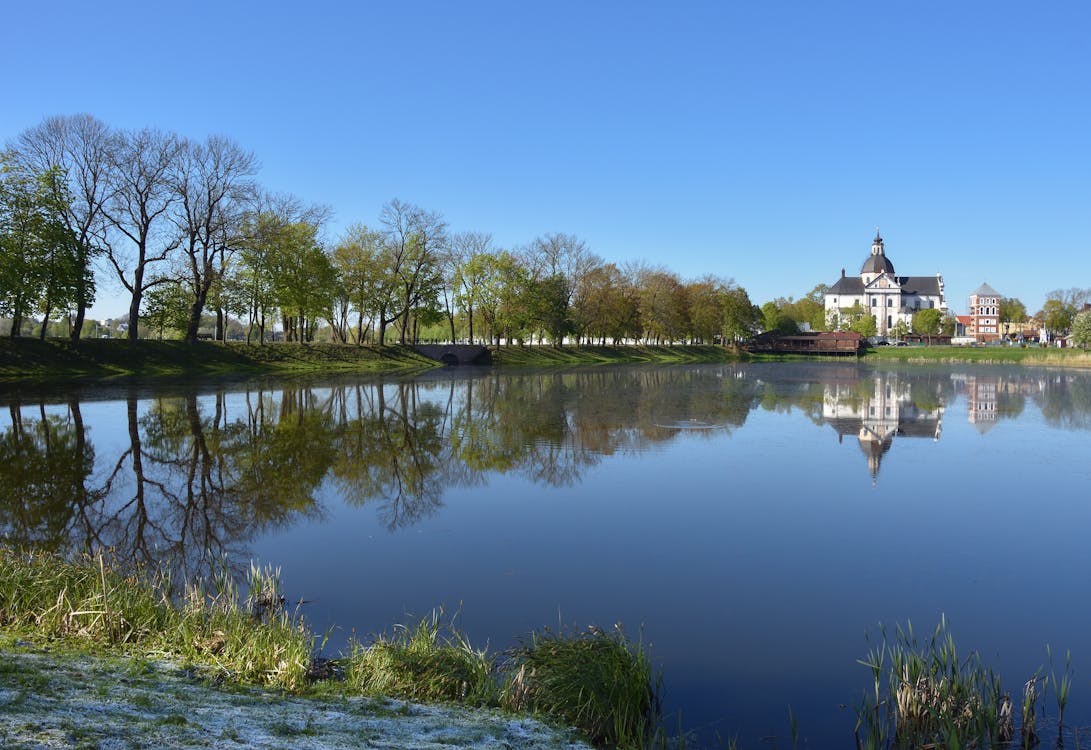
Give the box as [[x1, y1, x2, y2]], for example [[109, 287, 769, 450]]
[[504, 625, 661, 749], [0, 549, 659, 748], [863, 343, 1091, 367], [347, 608, 497, 706], [493, 343, 740, 366], [0, 338, 438, 381]]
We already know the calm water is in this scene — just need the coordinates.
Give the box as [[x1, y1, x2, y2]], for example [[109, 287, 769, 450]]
[[3, 362, 1091, 746]]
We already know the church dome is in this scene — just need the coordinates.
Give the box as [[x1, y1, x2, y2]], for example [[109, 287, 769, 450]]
[[860, 231, 895, 275], [861, 253, 895, 275]]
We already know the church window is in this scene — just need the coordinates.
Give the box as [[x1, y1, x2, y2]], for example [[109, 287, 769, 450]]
[[887, 297, 893, 307]]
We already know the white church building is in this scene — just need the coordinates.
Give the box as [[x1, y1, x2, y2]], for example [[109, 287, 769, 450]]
[[824, 232, 947, 336]]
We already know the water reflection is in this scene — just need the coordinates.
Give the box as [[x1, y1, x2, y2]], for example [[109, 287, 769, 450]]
[[822, 371, 946, 479], [3, 364, 1091, 579]]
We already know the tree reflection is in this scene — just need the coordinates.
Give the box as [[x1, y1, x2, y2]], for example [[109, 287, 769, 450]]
[[0, 398, 100, 551], [1036, 373, 1091, 430], [6, 365, 1090, 569], [331, 382, 446, 529]]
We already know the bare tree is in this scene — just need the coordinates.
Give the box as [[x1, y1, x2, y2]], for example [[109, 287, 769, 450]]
[[171, 136, 258, 342], [377, 198, 448, 345], [101, 128, 184, 341], [14, 114, 114, 342]]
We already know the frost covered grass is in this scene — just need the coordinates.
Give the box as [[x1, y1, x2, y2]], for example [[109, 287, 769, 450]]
[[0, 646, 592, 749], [0, 549, 658, 748]]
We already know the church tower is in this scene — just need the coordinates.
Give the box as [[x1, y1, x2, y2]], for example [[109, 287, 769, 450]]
[[860, 230, 895, 285]]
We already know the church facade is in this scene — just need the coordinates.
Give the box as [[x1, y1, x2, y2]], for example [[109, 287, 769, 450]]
[[824, 232, 947, 336]]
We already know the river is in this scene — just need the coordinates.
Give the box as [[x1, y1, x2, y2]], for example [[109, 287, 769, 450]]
[[2, 361, 1090, 746]]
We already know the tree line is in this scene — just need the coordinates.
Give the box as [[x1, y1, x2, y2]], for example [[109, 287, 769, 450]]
[[2, 114, 765, 346]]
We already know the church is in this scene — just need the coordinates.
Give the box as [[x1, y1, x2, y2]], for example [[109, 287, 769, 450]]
[[824, 232, 947, 336]]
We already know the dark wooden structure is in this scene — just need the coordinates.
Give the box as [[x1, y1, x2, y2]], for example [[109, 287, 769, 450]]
[[745, 331, 864, 356]]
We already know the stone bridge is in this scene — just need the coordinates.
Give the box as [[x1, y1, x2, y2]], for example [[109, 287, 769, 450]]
[[412, 344, 492, 366]]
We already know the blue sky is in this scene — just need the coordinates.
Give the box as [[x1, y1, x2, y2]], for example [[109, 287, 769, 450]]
[[3, 1, 1088, 319]]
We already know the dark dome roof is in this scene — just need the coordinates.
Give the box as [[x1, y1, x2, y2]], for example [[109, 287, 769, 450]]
[[861, 254, 895, 275]]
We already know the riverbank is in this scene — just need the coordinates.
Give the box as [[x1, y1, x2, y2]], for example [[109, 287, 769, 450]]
[[861, 344, 1091, 367], [0, 339, 742, 382], [492, 343, 740, 366], [0, 339, 438, 381], [0, 645, 591, 749], [3, 338, 1089, 384], [0, 550, 656, 749]]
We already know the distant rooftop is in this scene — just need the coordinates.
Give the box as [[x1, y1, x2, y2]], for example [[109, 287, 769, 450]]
[[972, 282, 1000, 297]]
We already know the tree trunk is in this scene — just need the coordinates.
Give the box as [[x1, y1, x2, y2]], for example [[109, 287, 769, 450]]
[[39, 302, 52, 340]]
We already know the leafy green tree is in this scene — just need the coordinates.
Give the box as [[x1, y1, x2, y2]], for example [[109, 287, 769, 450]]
[[912, 307, 944, 341], [14, 114, 112, 342], [573, 262, 639, 345], [526, 273, 571, 345], [266, 221, 338, 342], [941, 314, 956, 337], [721, 286, 760, 343], [1039, 298, 1074, 338], [141, 278, 191, 339], [638, 269, 689, 343], [837, 301, 864, 331], [761, 300, 799, 335], [0, 156, 80, 338], [998, 297, 1027, 335], [462, 250, 523, 346], [1071, 310, 1091, 348], [333, 223, 385, 344], [850, 311, 877, 338], [778, 284, 828, 331], [686, 276, 727, 344], [890, 319, 910, 341]]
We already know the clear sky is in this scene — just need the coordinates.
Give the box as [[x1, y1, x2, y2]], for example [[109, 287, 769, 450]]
[[3, 1, 1088, 320]]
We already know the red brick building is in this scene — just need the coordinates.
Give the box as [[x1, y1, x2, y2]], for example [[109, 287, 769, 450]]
[[968, 283, 1001, 342]]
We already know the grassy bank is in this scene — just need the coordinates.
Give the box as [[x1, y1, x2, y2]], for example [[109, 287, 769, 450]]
[[0, 339, 437, 381], [492, 344, 740, 367], [1, 550, 1079, 748], [862, 344, 1091, 367], [0, 550, 658, 749]]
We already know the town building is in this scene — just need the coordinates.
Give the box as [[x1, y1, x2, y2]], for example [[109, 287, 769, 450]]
[[967, 283, 1001, 342], [824, 232, 947, 336]]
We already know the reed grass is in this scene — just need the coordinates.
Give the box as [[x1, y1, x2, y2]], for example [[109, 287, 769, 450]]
[[503, 624, 661, 749], [0, 548, 314, 690], [1, 549, 663, 748], [346, 608, 497, 705], [854, 616, 1059, 750]]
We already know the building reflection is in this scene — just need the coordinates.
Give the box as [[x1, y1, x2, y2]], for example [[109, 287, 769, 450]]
[[965, 374, 999, 433], [822, 372, 944, 481]]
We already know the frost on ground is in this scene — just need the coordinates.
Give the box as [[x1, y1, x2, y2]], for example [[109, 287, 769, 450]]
[[0, 646, 593, 749]]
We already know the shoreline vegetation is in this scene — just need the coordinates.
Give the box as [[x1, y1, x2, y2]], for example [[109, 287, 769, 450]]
[[0, 551, 1079, 749], [0, 550, 652, 749], [2, 338, 1090, 382]]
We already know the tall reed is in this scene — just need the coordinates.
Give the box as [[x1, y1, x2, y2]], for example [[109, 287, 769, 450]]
[[856, 616, 1027, 749]]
